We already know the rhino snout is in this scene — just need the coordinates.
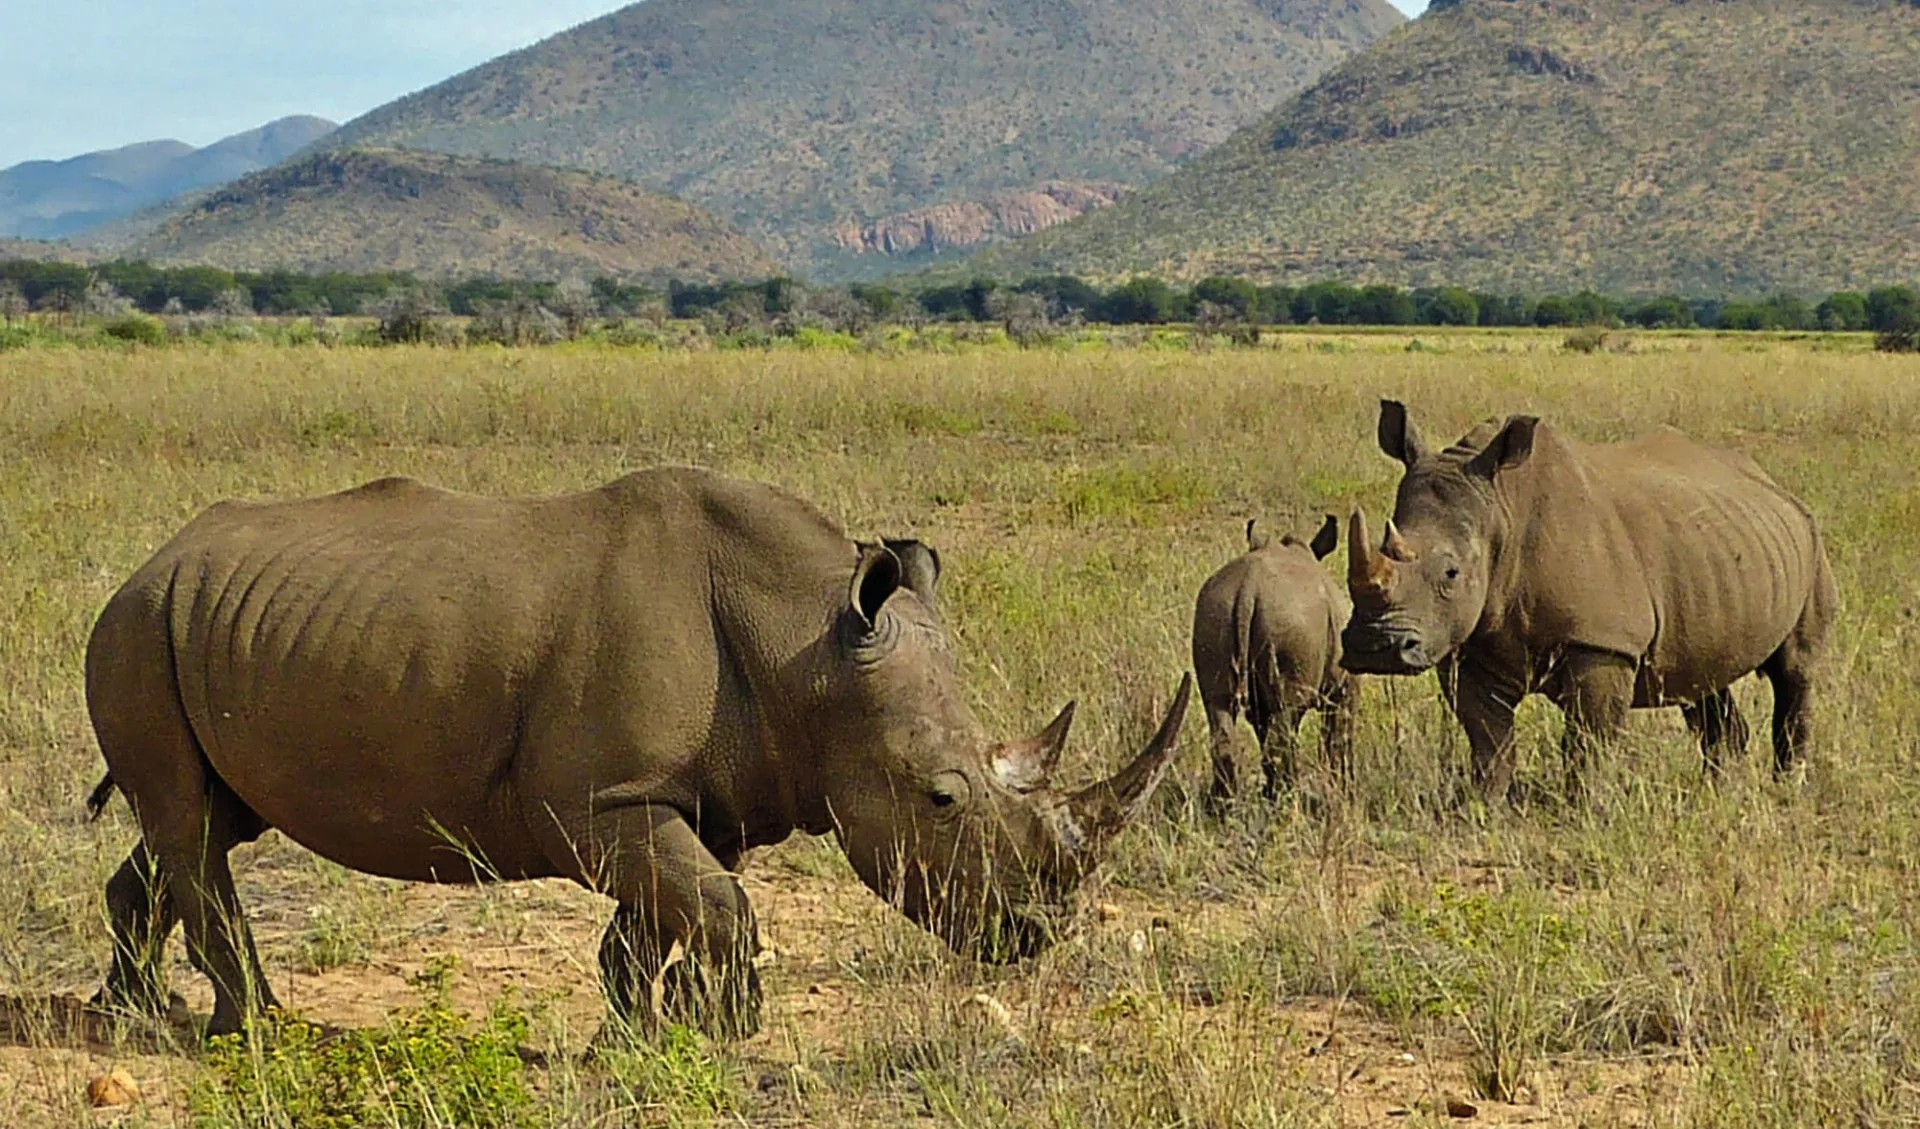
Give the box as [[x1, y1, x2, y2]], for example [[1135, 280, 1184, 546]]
[[1341, 622, 1438, 675]]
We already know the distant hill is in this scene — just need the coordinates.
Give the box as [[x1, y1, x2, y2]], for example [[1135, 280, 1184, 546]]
[[326, 0, 1404, 275], [969, 0, 1920, 296], [0, 116, 337, 240], [0, 238, 90, 264], [121, 148, 777, 282]]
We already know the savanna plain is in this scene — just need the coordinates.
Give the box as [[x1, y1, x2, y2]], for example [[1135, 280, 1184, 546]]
[[2, 333, 1918, 1127]]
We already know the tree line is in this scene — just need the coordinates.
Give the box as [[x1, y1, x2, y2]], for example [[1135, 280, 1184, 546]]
[[3, 258, 1917, 336]]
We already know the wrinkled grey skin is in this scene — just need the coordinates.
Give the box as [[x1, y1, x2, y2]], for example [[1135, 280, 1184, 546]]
[[82, 467, 1191, 1039], [1191, 516, 1355, 811], [1343, 401, 1836, 802]]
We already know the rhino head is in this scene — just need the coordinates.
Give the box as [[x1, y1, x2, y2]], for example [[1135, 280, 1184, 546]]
[[1341, 399, 1539, 675], [818, 541, 1191, 963]]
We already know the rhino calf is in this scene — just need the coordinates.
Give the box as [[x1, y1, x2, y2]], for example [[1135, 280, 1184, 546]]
[[1342, 400, 1836, 802], [1192, 516, 1355, 810], [82, 468, 1191, 1039]]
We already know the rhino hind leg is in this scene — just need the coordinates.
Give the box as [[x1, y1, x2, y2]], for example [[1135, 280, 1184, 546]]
[[572, 805, 761, 1041], [88, 629, 276, 1036], [161, 780, 277, 1037], [1761, 559, 1833, 779], [1202, 704, 1243, 816], [1683, 689, 1751, 777], [1258, 705, 1306, 803], [91, 843, 177, 1017], [1761, 648, 1816, 778]]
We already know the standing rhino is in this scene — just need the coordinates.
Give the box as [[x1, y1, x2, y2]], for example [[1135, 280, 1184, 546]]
[[83, 468, 1191, 1038], [1342, 401, 1835, 802], [1191, 516, 1355, 810]]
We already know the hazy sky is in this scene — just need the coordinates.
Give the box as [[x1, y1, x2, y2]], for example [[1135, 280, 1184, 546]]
[[1, 0, 1430, 169]]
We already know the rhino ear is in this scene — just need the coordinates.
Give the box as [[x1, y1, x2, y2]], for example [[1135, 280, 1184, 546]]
[[1465, 415, 1539, 480], [849, 543, 904, 632], [1378, 400, 1427, 468], [1245, 519, 1271, 552], [883, 538, 941, 608], [1309, 514, 1339, 560]]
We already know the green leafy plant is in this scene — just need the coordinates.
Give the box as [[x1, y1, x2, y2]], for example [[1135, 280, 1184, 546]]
[[189, 956, 533, 1129]]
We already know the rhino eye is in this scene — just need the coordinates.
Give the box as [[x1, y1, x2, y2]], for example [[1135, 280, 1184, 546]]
[[929, 769, 971, 812], [1445, 566, 1461, 581]]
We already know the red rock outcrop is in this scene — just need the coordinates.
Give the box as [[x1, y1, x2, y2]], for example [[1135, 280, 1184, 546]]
[[833, 182, 1125, 256]]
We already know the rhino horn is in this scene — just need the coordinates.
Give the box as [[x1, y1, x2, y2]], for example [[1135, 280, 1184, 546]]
[[1348, 508, 1395, 595], [1063, 674, 1192, 850], [992, 701, 1076, 792], [1382, 518, 1417, 563]]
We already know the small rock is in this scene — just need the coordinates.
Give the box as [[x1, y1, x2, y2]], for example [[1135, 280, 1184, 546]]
[[1447, 1097, 1480, 1119], [1398, 1052, 1417, 1065], [87, 1069, 140, 1108], [1128, 929, 1148, 954], [960, 992, 1018, 1037]]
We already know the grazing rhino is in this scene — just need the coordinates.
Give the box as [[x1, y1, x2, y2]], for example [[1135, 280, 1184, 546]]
[[82, 467, 1191, 1038], [1341, 400, 1836, 802], [1191, 516, 1355, 810]]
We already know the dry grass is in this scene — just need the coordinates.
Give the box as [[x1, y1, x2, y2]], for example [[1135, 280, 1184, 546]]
[[1, 334, 1918, 1126]]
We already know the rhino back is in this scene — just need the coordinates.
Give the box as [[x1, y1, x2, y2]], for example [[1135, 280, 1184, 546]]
[[1493, 429, 1822, 701], [1193, 550, 1342, 715], [121, 468, 852, 880], [1590, 432, 1824, 701]]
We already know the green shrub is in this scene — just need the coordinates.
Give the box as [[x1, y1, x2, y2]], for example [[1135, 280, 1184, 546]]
[[189, 956, 532, 1129], [1563, 326, 1611, 353], [101, 313, 169, 346]]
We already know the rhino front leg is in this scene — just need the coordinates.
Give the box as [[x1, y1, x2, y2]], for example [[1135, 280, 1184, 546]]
[[1441, 657, 1522, 806], [1549, 648, 1635, 801], [1319, 674, 1357, 787], [574, 805, 761, 1041]]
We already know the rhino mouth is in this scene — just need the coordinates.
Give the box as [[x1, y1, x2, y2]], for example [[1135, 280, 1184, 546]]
[[1341, 624, 1440, 675], [974, 907, 1055, 964]]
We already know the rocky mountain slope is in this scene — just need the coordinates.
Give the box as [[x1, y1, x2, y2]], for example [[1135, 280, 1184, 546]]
[[124, 148, 778, 282], [325, 0, 1403, 274], [970, 0, 1920, 295]]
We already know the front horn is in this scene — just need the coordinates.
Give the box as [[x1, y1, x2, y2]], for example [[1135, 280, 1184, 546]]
[[1065, 674, 1193, 850], [1347, 508, 1395, 595]]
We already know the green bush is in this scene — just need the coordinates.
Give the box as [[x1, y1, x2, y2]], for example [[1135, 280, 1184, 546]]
[[102, 313, 169, 346], [1563, 326, 1611, 353], [189, 956, 533, 1129]]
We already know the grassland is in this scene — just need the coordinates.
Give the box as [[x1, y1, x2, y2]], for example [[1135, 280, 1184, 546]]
[[1, 333, 1917, 1126]]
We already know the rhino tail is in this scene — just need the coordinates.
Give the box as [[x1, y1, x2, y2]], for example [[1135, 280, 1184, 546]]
[[86, 772, 118, 822], [1229, 586, 1259, 721]]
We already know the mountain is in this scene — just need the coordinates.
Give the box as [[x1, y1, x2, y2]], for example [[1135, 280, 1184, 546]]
[[0, 116, 337, 240], [326, 0, 1404, 275], [967, 0, 1920, 296], [121, 148, 777, 282], [0, 239, 91, 264]]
